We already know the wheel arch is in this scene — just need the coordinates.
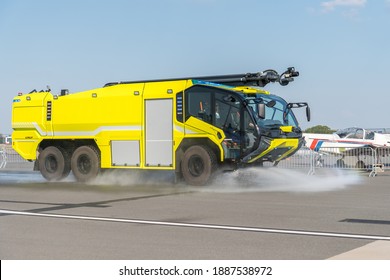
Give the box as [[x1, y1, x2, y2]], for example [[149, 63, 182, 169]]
[[176, 137, 221, 173], [38, 139, 100, 155]]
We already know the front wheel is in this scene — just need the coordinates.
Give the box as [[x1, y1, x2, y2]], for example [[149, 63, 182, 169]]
[[71, 145, 101, 182], [181, 145, 217, 186]]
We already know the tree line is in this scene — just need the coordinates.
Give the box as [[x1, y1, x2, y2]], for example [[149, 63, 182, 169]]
[[304, 125, 335, 134]]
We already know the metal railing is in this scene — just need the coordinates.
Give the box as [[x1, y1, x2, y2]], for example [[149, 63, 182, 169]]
[[0, 145, 32, 169], [274, 146, 389, 177], [0, 148, 6, 168]]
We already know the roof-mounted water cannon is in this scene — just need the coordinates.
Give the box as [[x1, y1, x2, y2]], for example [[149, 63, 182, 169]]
[[244, 70, 279, 87], [104, 67, 300, 88], [189, 67, 299, 87], [278, 67, 299, 86]]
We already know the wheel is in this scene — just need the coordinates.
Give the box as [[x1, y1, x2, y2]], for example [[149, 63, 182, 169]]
[[71, 145, 101, 182], [38, 146, 71, 181], [181, 145, 217, 186]]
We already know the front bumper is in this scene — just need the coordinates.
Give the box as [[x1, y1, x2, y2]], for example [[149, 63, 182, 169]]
[[242, 136, 304, 164]]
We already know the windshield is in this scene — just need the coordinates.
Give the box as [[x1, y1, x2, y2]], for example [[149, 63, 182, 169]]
[[335, 127, 370, 139], [245, 94, 299, 128]]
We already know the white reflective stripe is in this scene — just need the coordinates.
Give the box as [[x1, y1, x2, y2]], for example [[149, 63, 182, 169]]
[[53, 126, 142, 136], [174, 124, 184, 133], [12, 122, 142, 137], [12, 122, 50, 136], [34, 123, 51, 136], [185, 127, 202, 134]]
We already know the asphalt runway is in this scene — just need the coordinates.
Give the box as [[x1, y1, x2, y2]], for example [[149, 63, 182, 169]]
[[1, 168, 390, 260]]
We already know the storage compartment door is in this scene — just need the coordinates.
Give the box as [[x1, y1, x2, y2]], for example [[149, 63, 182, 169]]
[[145, 99, 173, 167], [111, 140, 140, 166]]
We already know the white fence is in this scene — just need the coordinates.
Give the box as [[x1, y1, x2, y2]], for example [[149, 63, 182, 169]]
[[274, 146, 389, 177], [0, 145, 32, 169], [0, 148, 6, 168]]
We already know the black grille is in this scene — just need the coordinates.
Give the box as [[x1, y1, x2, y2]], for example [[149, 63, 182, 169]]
[[46, 101, 52, 121]]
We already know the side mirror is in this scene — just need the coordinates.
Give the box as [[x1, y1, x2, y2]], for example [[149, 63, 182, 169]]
[[306, 106, 311, 122], [258, 104, 265, 119], [266, 100, 276, 108]]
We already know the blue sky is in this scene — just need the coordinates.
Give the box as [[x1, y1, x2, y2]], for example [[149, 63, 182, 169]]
[[1, 0, 389, 134]]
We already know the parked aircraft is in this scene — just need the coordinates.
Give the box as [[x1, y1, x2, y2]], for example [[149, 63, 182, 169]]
[[303, 127, 390, 168], [304, 127, 390, 151]]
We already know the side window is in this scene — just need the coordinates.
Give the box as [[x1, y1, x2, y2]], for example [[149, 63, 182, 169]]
[[215, 100, 228, 128], [215, 92, 240, 130], [185, 86, 242, 130], [185, 87, 212, 124], [243, 110, 257, 152]]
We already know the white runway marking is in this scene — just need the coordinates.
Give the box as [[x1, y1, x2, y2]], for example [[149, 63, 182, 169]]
[[2, 209, 390, 241]]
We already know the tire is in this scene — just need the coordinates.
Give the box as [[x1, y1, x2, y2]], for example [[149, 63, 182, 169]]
[[71, 145, 101, 182], [181, 145, 217, 186], [38, 146, 71, 181]]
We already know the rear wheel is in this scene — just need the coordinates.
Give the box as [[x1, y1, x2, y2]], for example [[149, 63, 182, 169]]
[[71, 145, 101, 182], [181, 145, 217, 186], [38, 146, 71, 181]]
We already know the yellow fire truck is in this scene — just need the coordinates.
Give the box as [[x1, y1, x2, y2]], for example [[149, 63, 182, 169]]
[[11, 67, 310, 185]]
